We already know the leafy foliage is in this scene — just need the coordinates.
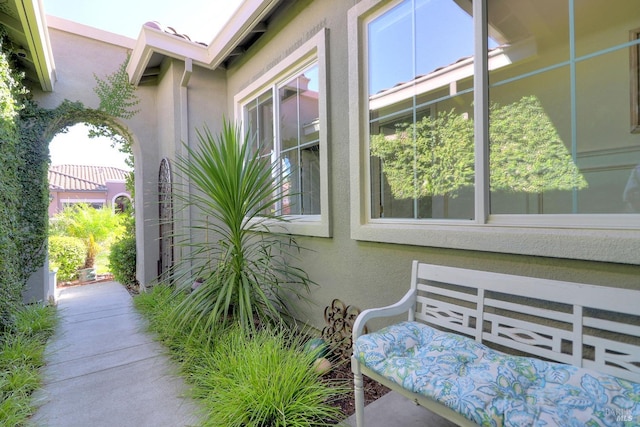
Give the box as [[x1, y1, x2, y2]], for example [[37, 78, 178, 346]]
[[50, 203, 126, 269], [91, 55, 138, 173], [135, 286, 347, 425], [108, 211, 137, 286], [0, 29, 135, 333], [93, 54, 140, 120], [190, 325, 347, 427], [0, 304, 56, 426], [489, 96, 588, 193], [370, 95, 588, 200], [168, 120, 314, 333], [0, 32, 24, 331], [48, 236, 86, 282], [109, 236, 137, 287], [0, 29, 49, 332], [371, 109, 474, 199]]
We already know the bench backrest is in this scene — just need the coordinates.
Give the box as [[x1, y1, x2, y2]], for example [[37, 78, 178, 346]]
[[410, 261, 640, 383]]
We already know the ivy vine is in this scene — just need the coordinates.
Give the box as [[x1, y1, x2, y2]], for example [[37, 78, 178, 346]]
[[0, 28, 138, 331]]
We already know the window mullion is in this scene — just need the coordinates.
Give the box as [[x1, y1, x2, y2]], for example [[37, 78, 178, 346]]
[[272, 85, 282, 214], [296, 78, 303, 214], [569, 0, 578, 213], [474, 0, 489, 224]]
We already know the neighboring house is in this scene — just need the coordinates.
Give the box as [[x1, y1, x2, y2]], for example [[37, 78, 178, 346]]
[[7, 0, 639, 330], [48, 165, 131, 216]]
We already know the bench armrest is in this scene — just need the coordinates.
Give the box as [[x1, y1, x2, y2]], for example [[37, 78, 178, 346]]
[[352, 287, 417, 341]]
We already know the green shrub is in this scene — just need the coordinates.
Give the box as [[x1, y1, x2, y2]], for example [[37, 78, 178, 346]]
[[133, 285, 206, 367], [135, 287, 347, 426], [0, 304, 56, 426], [48, 236, 86, 282], [50, 203, 126, 269], [108, 236, 137, 286], [190, 325, 347, 426]]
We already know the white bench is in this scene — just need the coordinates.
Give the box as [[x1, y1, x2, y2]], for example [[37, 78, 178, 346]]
[[351, 260, 640, 426]]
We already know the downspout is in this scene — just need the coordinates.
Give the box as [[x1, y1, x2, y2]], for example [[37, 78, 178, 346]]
[[179, 58, 193, 263]]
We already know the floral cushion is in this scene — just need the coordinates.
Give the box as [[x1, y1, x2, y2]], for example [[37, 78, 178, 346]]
[[354, 321, 640, 426]]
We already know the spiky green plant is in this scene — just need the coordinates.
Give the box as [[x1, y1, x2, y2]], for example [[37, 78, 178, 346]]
[[168, 120, 314, 333]]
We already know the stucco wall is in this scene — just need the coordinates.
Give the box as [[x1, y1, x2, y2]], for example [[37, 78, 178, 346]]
[[36, 4, 639, 333], [221, 0, 640, 331], [48, 190, 105, 216], [33, 21, 160, 286]]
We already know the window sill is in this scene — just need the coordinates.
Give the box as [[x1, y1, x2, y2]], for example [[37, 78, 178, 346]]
[[251, 215, 331, 238], [350, 219, 640, 265]]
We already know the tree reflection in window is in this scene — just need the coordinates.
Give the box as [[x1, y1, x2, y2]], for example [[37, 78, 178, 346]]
[[371, 96, 587, 215]]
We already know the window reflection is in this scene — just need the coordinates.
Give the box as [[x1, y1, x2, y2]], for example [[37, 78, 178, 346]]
[[368, 0, 475, 219], [366, 0, 640, 219], [488, 0, 640, 214], [245, 64, 320, 216]]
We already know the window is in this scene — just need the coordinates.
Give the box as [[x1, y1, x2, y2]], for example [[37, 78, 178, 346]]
[[367, 0, 476, 220], [235, 29, 330, 237], [487, 0, 640, 217], [348, 0, 640, 264], [113, 195, 131, 213], [62, 200, 105, 210], [245, 65, 320, 216]]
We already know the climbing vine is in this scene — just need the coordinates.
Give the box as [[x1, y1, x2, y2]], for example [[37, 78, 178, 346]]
[[92, 54, 138, 193], [0, 28, 26, 330], [0, 29, 137, 331]]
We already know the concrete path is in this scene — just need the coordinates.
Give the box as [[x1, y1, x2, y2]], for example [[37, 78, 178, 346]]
[[343, 391, 457, 427], [31, 281, 201, 427]]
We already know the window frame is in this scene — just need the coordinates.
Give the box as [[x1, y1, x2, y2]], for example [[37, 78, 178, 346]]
[[234, 28, 331, 237], [348, 0, 640, 265]]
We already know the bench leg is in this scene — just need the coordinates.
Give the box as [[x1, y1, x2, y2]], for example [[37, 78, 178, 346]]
[[351, 355, 365, 427]]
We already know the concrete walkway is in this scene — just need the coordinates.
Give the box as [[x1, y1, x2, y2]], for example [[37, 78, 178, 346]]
[[31, 281, 201, 427], [343, 391, 457, 427]]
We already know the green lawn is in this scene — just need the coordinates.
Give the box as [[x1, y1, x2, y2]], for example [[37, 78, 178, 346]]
[[95, 250, 111, 275]]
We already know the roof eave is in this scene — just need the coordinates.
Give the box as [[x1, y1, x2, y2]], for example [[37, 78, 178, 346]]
[[13, 0, 56, 91], [127, 24, 209, 85], [127, 0, 283, 85], [205, 0, 281, 70]]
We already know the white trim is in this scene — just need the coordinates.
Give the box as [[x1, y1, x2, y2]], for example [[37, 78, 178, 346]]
[[348, 0, 640, 265], [46, 15, 136, 49], [206, 0, 281, 70], [111, 192, 131, 205], [18, 0, 56, 91], [127, 24, 209, 85], [127, 0, 281, 85], [234, 29, 331, 238]]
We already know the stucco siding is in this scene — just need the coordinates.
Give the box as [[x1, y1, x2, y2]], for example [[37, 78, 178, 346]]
[[221, 0, 640, 331], [36, 2, 639, 333]]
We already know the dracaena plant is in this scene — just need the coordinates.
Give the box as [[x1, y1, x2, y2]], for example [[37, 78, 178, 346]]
[[168, 119, 314, 333]]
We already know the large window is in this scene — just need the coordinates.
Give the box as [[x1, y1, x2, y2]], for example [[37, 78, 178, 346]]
[[487, 0, 640, 216], [236, 29, 330, 237], [349, 0, 640, 264], [245, 65, 320, 216], [368, 0, 476, 220]]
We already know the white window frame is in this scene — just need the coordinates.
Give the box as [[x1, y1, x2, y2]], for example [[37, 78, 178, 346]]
[[348, 0, 640, 265], [234, 28, 331, 237]]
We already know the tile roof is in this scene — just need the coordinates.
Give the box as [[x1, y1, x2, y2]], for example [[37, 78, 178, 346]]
[[48, 165, 129, 192], [144, 21, 208, 46]]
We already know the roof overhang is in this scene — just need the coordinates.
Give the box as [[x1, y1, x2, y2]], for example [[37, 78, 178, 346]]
[[1, 0, 56, 91], [127, 0, 283, 85]]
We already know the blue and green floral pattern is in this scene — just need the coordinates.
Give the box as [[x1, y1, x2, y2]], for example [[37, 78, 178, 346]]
[[354, 322, 640, 426]]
